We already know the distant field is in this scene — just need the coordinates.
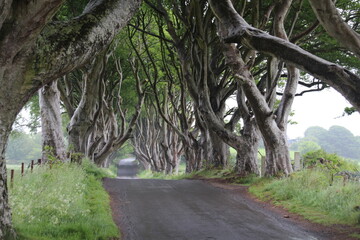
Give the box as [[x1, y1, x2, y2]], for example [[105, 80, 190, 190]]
[[6, 164, 21, 170]]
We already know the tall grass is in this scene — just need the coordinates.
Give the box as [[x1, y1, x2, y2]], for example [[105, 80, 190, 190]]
[[250, 169, 360, 225], [9, 160, 119, 240]]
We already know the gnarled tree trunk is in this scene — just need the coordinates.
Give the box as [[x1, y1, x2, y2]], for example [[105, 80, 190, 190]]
[[39, 80, 67, 162], [0, 113, 16, 239], [208, 0, 360, 112], [0, 0, 141, 236]]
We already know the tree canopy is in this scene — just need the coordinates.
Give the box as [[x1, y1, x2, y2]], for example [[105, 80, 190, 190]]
[[0, 0, 360, 237]]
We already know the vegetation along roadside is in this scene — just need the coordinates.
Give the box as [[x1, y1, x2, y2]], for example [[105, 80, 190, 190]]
[[8, 160, 119, 240], [136, 150, 360, 239]]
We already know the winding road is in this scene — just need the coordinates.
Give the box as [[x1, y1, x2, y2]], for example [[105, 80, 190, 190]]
[[104, 160, 323, 240]]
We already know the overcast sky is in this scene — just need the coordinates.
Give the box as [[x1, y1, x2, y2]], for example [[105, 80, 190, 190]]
[[287, 87, 360, 139]]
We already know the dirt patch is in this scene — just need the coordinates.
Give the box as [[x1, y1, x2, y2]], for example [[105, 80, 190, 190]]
[[201, 177, 360, 240]]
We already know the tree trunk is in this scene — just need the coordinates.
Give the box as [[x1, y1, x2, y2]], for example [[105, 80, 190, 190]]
[[308, 0, 360, 58], [264, 134, 292, 176], [39, 80, 67, 162], [234, 120, 260, 176], [181, 133, 201, 173], [208, 130, 229, 168], [208, 0, 360, 112], [0, 111, 17, 239], [0, 0, 141, 235]]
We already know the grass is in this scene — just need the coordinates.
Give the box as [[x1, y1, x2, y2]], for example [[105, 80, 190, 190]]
[[137, 154, 360, 230], [350, 233, 360, 239], [137, 169, 194, 180], [249, 168, 360, 225], [137, 166, 261, 186], [7, 164, 22, 171], [9, 160, 119, 240]]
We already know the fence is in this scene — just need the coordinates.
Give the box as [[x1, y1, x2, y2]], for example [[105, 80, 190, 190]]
[[9, 159, 42, 188]]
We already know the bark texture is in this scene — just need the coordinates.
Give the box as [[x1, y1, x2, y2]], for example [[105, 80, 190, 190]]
[[64, 50, 144, 166], [208, 0, 360, 112], [0, 0, 141, 237], [0, 118, 15, 239], [308, 0, 360, 58], [214, 0, 298, 176], [39, 80, 67, 162]]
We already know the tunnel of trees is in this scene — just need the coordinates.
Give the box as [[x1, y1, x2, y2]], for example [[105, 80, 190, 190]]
[[0, 0, 359, 238]]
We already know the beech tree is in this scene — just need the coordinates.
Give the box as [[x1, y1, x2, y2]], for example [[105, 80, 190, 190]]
[[133, 99, 183, 173], [0, 0, 141, 237], [143, 0, 237, 169], [308, 0, 360, 58], [128, 12, 203, 172], [39, 80, 67, 162], [59, 47, 144, 166], [208, 0, 360, 112]]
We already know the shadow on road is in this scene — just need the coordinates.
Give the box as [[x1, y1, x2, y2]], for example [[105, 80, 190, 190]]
[[117, 157, 139, 179]]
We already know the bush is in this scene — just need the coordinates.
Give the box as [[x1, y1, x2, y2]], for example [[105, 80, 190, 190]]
[[302, 149, 358, 173]]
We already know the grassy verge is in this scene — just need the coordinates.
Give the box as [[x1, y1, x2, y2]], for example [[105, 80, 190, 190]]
[[249, 169, 360, 226], [137, 169, 194, 180], [137, 167, 260, 185], [9, 160, 119, 240]]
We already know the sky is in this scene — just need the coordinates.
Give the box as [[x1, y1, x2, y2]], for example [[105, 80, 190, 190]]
[[287, 87, 360, 139]]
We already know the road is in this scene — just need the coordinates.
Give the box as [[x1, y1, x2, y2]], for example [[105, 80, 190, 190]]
[[103, 178, 323, 240], [117, 157, 138, 179]]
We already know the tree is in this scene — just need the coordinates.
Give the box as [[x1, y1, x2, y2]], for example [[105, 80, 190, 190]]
[[208, 0, 360, 112], [144, 0, 235, 169], [60, 48, 144, 166], [303, 125, 360, 159], [5, 131, 42, 164], [39, 80, 67, 162], [308, 0, 360, 58], [291, 139, 321, 156], [0, 0, 141, 237]]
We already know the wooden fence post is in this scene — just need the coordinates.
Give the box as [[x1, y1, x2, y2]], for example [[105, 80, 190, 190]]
[[261, 156, 266, 177], [294, 152, 301, 171], [21, 162, 24, 176], [31, 160, 34, 173], [10, 169, 14, 188]]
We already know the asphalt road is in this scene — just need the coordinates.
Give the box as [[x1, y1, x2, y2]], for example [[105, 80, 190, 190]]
[[117, 157, 138, 179], [103, 178, 322, 240]]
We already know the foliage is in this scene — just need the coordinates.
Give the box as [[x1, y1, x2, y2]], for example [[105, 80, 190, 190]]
[[9, 162, 118, 240], [82, 159, 116, 180], [250, 169, 360, 226], [291, 126, 360, 160], [302, 149, 358, 173], [111, 142, 134, 163], [6, 131, 42, 164], [55, 0, 88, 20], [344, 106, 357, 116], [291, 139, 321, 156]]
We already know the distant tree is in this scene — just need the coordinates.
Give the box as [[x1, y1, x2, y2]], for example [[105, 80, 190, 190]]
[[291, 139, 321, 156], [326, 126, 360, 159], [5, 132, 42, 164], [356, 136, 360, 145], [304, 126, 330, 148], [303, 126, 360, 160]]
